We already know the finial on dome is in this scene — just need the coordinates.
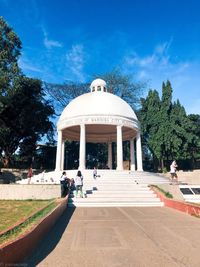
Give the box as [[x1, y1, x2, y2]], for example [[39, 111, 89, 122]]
[[90, 78, 107, 93]]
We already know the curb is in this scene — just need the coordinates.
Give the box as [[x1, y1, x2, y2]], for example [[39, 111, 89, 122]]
[[151, 187, 200, 217], [0, 196, 69, 266]]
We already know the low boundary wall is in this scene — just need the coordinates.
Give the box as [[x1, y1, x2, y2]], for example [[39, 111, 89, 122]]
[[152, 187, 200, 217], [0, 196, 68, 266], [0, 184, 60, 199]]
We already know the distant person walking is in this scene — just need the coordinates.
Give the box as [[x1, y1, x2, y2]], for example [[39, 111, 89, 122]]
[[170, 160, 178, 184], [27, 166, 33, 184], [93, 167, 97, 179], [74, 170, 83, 197]]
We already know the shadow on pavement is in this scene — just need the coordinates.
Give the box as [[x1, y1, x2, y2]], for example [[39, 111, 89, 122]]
[[24, 207, 76, 267]]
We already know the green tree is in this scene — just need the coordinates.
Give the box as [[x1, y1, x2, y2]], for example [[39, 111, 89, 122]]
[[169, 100, 193, 160], [0, 17, 55, 167], [139, 90, 161, 170], [34, 144, 56, 170], [44, 81, 89, 113], [187, 114, 200, 166], [0, 16, 22, 93], [156, 81, 173, 169], [99, 69, 145, 110], [0, 76, 55, 166], [44, 69, 146, 111], [139, 81, 196, 171]]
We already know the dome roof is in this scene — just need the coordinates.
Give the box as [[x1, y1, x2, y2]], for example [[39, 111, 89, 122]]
[[90, 78, 106, 88], [59, 91, 138, 123], [90, 78, 107, 92]]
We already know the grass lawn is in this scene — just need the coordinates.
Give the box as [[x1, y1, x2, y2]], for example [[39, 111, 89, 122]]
[[0, 199, 58, 246], [0, 199, 54, 233]]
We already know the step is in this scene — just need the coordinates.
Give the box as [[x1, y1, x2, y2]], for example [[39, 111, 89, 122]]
[[91, 178, 168, 183], [69, 197, 161, 203], [70, 191, 155, 197], [63, 170, 167, 207], [81, 186, 149, 191], [69, 194, 157, 199], [68, 202, 164, 207], [90, 192, 154, 196], [69, 192, 154, 198]]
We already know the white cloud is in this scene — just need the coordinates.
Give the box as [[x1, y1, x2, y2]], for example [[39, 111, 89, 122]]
[[42, 28, 62, 49], [122, 38, 192, 80], [65, 44, 85, 82], [44, 37, 62, 49], [18, 57, 42, 73], [154, 37, 173, 55], [122, 38, 199, 115], [124, 38, 175, 71], [138, 70, 148, 79], [124, 45, 171, 70], [139, 55, 156, 67]]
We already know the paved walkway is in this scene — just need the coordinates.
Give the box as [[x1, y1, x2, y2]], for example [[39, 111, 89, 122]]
[[26, 207, 200, 267]]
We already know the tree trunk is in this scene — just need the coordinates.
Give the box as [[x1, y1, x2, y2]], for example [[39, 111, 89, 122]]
[[160, 158, 164, 171], [2, 156, 9, 167], [153, 155, 159, 172]]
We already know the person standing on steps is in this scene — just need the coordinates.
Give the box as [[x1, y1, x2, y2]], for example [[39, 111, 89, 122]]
[[74, 170, 84, 197], [60, 171, 70, 197]]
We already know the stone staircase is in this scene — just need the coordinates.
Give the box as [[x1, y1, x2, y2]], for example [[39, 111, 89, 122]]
[[68, 170, 169, 207]]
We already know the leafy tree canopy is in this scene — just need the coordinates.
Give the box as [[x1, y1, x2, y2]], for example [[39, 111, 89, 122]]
[[99, 69, 146, 110], [187, 114, 200, 160], [139, 81, 198, 170], [0, 16, 22, 92], [0, 17, 55, 167], [44, 68, 146, 113]]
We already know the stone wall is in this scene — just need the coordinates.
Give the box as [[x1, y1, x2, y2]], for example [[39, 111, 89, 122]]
[[0, 184, 61, 199]]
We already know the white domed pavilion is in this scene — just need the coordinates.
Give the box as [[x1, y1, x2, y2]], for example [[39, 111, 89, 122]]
[[55, 79, 143, 171]]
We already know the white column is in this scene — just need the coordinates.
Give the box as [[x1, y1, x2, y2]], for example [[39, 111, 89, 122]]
[[55, 130, 62, 171], [61, 140, 65, 170], [136, 132, 143, 171], [79, 124, 86, 170], [116, 125, 123, 170], [108, 142, 112, 169], [130, 138, 136, 171]]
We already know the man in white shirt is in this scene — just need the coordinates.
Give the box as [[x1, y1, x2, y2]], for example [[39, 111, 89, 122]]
[[170, 161, 178, 184]]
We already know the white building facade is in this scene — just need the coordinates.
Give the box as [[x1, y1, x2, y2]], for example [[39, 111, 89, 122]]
[[55, 79, 143, 171]]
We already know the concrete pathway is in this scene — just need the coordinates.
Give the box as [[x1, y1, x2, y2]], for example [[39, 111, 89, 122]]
[[26, 207, 200, 267]]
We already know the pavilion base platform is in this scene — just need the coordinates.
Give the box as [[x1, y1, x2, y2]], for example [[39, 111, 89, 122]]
[[17, 170, 169, 207]]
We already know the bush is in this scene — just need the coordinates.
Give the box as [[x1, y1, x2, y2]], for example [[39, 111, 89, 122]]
[[152, 185, 173, 199]]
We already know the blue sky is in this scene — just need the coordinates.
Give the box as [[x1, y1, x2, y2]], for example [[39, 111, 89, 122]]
[[1, 0, 200, 115]]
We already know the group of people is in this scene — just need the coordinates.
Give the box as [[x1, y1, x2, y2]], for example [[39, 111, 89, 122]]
[[60, 161, 179, 198], [60, 170, 84, 198], [60, 167, 100, 198]]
